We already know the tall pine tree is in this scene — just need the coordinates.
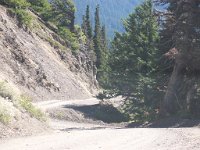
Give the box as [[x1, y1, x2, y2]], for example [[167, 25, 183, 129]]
[[85, 5, 92, 39], [109, 0, 160, 121], [94, 4, 101, 67], [93, 5, 109, 86], [98, 25, 109, 87]]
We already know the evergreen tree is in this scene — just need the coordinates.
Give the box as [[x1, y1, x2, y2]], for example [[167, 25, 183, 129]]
[[109, 0, 160, 121], [81, 15, 87, 35], [99, 25, 109, 87], [28, 0, 51, 12], [156, 0, 200, 116], [85, 5, 93, 39], [1, 0, 30, 9], [93, 4, 102, 69], [51, 0, 75, 31], [93, 5, 109, 87]]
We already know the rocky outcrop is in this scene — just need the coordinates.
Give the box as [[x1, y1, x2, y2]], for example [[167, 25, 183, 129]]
[[0, 5, 98, 101]]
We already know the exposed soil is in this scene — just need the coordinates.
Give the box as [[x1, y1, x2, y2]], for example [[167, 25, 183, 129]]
[[0, 5, 97, 102]]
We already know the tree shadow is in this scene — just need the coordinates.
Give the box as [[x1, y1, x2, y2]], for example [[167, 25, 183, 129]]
[[62, 104, 129, 123], [127, 117, 200, 128], [60, 127, 107, 132]]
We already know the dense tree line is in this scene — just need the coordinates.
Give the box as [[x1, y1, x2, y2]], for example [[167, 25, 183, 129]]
[[81, 5, 109, 87], [104, 0, 200, 121], [74, 0, 140, 38], [107, 0, 160, 121]]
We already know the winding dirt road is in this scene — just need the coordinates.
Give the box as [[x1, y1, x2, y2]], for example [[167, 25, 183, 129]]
[[0, 98, 200, 150]]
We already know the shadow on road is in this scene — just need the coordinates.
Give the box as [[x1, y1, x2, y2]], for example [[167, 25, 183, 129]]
[[62, 104, 129, 123], [127, 117, 200, 128]]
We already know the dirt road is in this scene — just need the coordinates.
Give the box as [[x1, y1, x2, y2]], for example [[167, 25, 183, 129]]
[[0, 98, 200, 150]]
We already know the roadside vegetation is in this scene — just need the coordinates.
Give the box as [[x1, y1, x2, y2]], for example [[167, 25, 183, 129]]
[[100, 0, 200, 123], [0, 102, 12, 125], [0, 81, 46, 124]]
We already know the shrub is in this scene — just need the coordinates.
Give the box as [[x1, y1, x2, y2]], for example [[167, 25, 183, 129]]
[[9, 9, 33, 28], [18, 95, 46, 121], [0, 81, 45, 122], [1, 0, 30, 9], [0, 106, 12, 125], [16, 9, 33, 27], [74, 25, 87, 45], [58, 26, 80, 52], [46, 37, 66, 51], [28, 0, 51, 13], [0, 82, 14, 100]]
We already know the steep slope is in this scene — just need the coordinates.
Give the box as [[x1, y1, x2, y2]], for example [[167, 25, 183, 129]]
[[74, 0, 142, 38], [0, 5, 97, 101]]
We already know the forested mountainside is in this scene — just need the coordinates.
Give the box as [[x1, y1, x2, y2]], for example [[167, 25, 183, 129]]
[[74, 0, 141, 38]]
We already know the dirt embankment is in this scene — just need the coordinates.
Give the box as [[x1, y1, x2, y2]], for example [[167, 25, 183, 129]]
[[0, 5, 97, 102], [0, 3, 99, 140]]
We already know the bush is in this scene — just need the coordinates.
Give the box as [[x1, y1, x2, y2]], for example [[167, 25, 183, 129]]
[[16, 10, 33, 27], [18, 95, 46, 121], [0, 81, 45, 122], [1, 0, 30, 9], [58, 26, 80, 52], [0, 82, 14, 100], [28, 0, 51, 13], [10, 9, 33, 28], [74, 25, 87, 45], [0, 105, 12, 125]]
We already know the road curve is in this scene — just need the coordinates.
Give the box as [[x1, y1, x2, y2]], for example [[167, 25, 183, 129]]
[[0, 98, 200, 150]]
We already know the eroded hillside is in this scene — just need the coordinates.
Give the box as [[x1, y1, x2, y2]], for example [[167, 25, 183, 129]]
[[0, 5, 98, 101]]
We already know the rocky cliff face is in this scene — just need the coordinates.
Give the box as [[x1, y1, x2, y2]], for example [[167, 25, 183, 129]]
[[0, 5, 98, 101]]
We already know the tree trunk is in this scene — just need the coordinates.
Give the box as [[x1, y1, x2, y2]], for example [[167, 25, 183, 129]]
[[186, 78, 196, 112], [160, 62, 185, 116]]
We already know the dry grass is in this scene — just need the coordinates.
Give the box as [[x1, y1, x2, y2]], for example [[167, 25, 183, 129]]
[[0, 81, 46, 123], [18, 95, 46, 122]]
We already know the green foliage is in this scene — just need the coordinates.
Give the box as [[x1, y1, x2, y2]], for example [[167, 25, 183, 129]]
[[58, 26, 79, 51], [1, 0, 30, 9], [93, 5, 110, 87], [74, 0, 141, 38], [1, 0, 33, 28], [0, 82, 14, 124], [97, 25, 110, 87], [28, 0, 51, 13], [93, 5, 101, 66], [108, 0, 160, 122], [18, 95, 46, 121], [0, 82, 14, 100], [50, 0, 76, 31], [0, 107, 11, 125], [74, 25, 87, 45], [46, 37, 66, 51], [14, 9, 33, 28], [0, 81, 46, 122], [82, 5, 92, 39]]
